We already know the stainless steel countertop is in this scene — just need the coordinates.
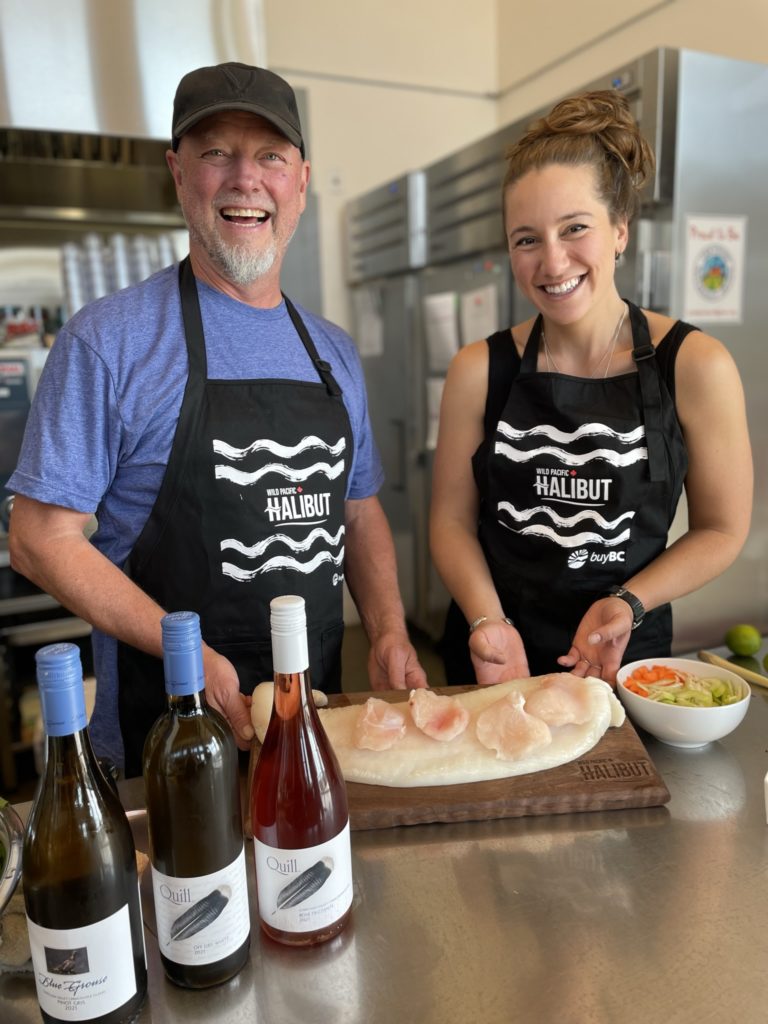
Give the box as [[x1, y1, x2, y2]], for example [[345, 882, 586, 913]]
[[4, 650, 768, 1024]]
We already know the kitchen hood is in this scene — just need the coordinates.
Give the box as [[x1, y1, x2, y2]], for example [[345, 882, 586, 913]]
[[0, 1, 322, 314], [0, 0, 267, 244], [0, 130, 183, 245], [0, 0, 267, 138]]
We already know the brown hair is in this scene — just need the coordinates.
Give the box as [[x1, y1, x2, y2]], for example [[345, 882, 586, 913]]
[[502, 90, 655, 223]]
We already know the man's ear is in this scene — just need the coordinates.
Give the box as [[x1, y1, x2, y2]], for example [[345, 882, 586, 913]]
[[298, 160, 311, 212], [166, 149, 183, 189]]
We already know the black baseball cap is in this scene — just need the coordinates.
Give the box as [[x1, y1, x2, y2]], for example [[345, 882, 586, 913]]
[[171, 62, 304, 157]]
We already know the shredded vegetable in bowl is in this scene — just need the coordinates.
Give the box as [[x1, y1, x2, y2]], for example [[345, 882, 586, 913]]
[[622, 664, 745, 707]]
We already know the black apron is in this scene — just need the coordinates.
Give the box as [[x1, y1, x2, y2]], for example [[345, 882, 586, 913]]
[[441, 301, 692, 683], [117, 259, 352, 775]]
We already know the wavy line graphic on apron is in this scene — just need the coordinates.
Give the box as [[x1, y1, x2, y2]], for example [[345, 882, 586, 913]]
[[213, 435, 347, 459], [494, 419, 645, 548], [221, 526, 346, 581], [214, 433, 347, 581], [494, 442, 648, 468], [216, 460, 346, 486], [496, 421, 646, 445]]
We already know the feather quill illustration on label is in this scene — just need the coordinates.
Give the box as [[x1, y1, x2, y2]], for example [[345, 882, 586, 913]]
[[167, 886, 231, 943]]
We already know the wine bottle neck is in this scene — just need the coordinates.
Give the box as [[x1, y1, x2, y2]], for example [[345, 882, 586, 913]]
[[44, 728, 104, 786], [167, 691, 206, 715], [272, 630, 309, 677], [162, 643, 205, 699], [273, 669, 313, 721]]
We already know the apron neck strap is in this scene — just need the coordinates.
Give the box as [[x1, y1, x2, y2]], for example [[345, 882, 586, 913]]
[[519, 301, 666, 482], [177, 259, 343, 398], [178, 256, 208, 378], [627, 300, 666, 483], [520, 315, 543, 373], [283, 294, 342, 397]]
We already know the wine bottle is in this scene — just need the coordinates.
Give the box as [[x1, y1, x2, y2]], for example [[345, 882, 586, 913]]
[[143, 611, 250, 987], [251, 595, 353, 946], [23, 643, 147, 1024]]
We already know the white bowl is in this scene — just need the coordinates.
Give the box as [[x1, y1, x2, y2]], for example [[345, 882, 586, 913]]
[[0, 801, 24, 917], [616, 657, 750, 749]]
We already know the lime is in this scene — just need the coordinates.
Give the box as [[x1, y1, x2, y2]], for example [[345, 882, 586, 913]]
[[724, 624, 762, 657]]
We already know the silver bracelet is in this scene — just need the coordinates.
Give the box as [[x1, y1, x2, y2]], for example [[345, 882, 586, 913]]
[[469, 615, 514, 634]]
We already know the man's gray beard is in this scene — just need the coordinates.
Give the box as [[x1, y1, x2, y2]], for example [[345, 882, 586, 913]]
[[203, 235, 278, 286]]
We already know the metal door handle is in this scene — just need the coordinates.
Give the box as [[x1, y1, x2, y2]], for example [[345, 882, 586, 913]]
[[390, 419, 406, 492]]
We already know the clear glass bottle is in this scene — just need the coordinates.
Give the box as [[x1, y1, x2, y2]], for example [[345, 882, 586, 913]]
[[23, 643, 147, 1024], [251, 595, 353, 946], [143, 611, 250, 987]]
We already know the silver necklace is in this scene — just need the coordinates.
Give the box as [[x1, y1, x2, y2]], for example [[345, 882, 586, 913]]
[[542, 304, 627, 379]]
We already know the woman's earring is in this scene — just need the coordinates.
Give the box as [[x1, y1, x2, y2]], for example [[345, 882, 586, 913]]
[[615, 251, 621, 263]]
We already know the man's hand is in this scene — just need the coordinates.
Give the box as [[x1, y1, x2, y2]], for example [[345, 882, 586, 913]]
[[468, 620, 530, 685], [203, 646, 255, 749], [343, 495, 429, 692], [557, 598, 633, 685], [367, 633, 428, 691]]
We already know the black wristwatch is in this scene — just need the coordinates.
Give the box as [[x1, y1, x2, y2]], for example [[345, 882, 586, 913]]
[[605, 586, 645, 630]]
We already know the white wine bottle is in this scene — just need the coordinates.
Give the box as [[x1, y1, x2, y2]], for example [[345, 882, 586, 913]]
[[143, 611, 250, 987], [23, 643, 147, 1024], [251, 595, 353, 945]]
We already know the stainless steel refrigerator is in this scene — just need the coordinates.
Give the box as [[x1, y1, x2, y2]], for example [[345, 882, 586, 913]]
[[347, 47, 768, 652], [346, 158, 516, 638], [412, 124, 521, 637], [345, 174, 428, 619], [579, 47, 768, 652]]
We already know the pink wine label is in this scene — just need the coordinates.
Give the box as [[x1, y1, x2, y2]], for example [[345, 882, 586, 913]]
[[254, 822, 352, 933]]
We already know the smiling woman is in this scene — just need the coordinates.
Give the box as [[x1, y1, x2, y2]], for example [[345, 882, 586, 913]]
[[504, 162, 628, 370], [429, 89, 752, 691]]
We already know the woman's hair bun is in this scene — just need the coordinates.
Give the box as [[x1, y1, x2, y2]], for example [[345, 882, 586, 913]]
[[504, 89, 656, 222]]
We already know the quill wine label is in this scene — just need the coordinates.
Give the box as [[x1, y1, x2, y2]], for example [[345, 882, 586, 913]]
[[251, 595, 353, 945], [143, 612, 250, 987]]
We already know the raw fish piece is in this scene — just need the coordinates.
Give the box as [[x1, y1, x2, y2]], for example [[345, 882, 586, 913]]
[[250, 677, 625, 788], [408, 688, 470, 742], [476, 691, 552, 761], [524, 673, 594, 727], [354, 698, 407, 751]]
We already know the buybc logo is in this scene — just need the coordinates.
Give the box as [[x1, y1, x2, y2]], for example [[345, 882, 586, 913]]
[[568, 548, 626, 570]]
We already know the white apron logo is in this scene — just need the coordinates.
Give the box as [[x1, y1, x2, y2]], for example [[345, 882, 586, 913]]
[[533, 469, 612, 503], [265, 487, 331, 524], [568, 548, 626, 570], [213, 433, 346, 583]]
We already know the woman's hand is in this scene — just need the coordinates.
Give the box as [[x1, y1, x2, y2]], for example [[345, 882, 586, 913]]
[[469, 619, 530, 685], [557, 597, 634, 685]]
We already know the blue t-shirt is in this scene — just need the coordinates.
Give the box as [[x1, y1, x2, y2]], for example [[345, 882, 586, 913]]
[[9, 264, 383, 766]]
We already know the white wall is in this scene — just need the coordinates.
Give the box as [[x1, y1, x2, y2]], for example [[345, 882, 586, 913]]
[[264, 0, 768, 332], [264, 0, 500, 330], [497, 0, 768, 122]]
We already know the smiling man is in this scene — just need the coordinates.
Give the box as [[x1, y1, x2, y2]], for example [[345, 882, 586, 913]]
[[8, 62, 426, 777]]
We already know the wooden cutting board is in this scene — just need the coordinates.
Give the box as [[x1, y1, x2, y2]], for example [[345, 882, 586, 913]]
[[246, 687, 670, 832]]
